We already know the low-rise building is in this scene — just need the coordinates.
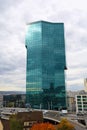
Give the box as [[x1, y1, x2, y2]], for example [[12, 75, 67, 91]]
[[1, 111, 43, 130], [3, 94, 26, 107]]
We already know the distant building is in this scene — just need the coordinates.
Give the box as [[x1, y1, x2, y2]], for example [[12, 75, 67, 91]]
[[84, 78, 87, 92], [67, 91, 80, 113], [25, 21, 67, 110], [1, 111, 43, 130], [67, 91, 80, 97], [67, 90, 86, 113], [67, 96, 76, 112], [0, 95, 3, 108], [3, 94, 26, 107], [76, 94, 87, 113]]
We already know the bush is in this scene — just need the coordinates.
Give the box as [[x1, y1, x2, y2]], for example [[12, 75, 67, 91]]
[[57, 118, 74, 130], [30, 122, 56, 130]]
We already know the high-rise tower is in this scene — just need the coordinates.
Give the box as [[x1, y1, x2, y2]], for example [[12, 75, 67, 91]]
[[25, 21, 67, 109]]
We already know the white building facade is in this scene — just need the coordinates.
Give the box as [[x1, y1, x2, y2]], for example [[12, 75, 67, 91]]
[[76, 95, 87, 113]]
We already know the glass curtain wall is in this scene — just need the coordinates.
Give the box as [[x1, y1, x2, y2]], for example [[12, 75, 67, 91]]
[[25, 21, 66, 110]]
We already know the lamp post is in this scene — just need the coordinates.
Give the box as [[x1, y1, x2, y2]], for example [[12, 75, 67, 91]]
[[48, 102, 50, 110], [51, 101, 52, 110], [40, 103, 42, 109]]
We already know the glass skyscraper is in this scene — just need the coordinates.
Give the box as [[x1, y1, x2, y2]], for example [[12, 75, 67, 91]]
[[25, 21, 67, 110]]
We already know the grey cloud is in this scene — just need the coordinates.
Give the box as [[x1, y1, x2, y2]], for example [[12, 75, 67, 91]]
[[67, 84, 84, 91], [0, 0, 22, 12], [0, 0, 87, 91]]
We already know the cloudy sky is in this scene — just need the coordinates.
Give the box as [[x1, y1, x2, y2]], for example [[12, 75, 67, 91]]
[[0, 0, 87, 91]]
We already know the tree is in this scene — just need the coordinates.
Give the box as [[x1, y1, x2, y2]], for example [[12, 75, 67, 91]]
[[57, 118, 74, 130], [9, 114, 23, 130], [30, 122, 56, 130], [7, 102, 14, 107]]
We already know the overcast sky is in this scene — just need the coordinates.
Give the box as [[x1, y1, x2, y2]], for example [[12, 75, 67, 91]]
[[0, 0, 87, 91]]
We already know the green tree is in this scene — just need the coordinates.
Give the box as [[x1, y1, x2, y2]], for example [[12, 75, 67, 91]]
[[57, 118, 74, 130], [9, 114, 23, 130], [7, 102, 14, 107]]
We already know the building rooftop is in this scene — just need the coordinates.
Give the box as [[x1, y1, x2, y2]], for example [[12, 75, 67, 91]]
[[27, 20, 64, 25]]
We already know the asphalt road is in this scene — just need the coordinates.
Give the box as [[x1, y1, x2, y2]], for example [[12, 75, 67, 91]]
[[72, 122, 87, 130], [65, 114, 87, 130], [0, 108, 87, 130]]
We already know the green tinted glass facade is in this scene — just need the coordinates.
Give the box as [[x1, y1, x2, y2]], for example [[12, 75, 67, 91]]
[[25, 21, 66, 109]]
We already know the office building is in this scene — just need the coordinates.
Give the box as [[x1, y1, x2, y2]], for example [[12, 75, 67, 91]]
[[76, 95, 87, 113], [25, 21, 67, 109]]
